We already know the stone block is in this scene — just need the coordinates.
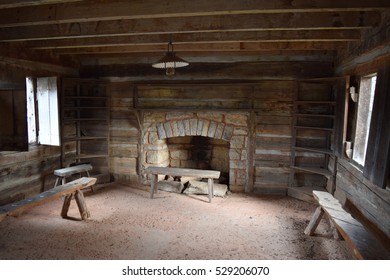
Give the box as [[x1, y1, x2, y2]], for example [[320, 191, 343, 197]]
[[225, 114, 248, 126], [184, 181, 228, 197], [148, 132, 159, 144], [233, 127, 248, 136], [170, 150, 188, 160], [207, 121, 217, 138], [241, 149, 248, 160], [215, 123, 225, 139], [197, 119, 204, 135], [197, 112, 223, 122], [146, 150, 169, 164], [157, 181, 185, 193], [177, 120, 185, 136], [229, 149, 241, 160], [171, 121, 179, 137], [222, 125, 234, 141], [164, 122, 173, 138], [230, 160, 246, 169], [201, 120, 210, 137], [190, 119, 198, 135], [170, 159, 181, 167], [230, 136, 246, 148], [157, 123, 166, 139], [166, 112, 194, 120], [144, 112, 166, 123], [183, 119, 191, 135]]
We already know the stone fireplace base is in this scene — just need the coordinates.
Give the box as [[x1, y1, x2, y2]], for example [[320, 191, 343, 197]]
[[141, 112, 249, 192]]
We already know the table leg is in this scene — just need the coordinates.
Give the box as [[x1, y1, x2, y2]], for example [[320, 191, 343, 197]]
[[208, 178, 214, 203], [150, 174, 157, 199]]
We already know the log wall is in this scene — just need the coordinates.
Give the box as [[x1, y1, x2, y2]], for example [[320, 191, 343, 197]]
[[334, 11, 390, 239], [108, 79, 330, 195], [0, 146, 61, 206]]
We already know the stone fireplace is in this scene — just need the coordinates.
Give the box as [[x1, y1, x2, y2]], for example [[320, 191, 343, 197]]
[[141, 112, 249, 192]]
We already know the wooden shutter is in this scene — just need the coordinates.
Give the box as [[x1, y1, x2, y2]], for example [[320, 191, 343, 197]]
[[0, 89, 28, 151], [363, 67, 390, 188], [37, 77, 60, 146]]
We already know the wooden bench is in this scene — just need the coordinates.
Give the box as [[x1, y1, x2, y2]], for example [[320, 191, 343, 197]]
[[145, 166, 220, 203], [305, 190, 390, 260], [54, 164, 93, 190], [0, 177, 97, 222]]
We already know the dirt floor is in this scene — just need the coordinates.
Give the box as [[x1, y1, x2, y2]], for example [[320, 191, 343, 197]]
[[0, 183, 354, 260]]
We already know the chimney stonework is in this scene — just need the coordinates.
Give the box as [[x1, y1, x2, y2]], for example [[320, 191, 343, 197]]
[[141, 112, 249, 192]]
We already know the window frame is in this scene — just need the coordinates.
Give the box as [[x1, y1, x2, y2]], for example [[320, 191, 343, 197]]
[[349, 73, 377, 170]]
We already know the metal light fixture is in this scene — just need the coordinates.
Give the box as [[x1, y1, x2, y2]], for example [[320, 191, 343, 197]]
[[152, 41, 189, 76]]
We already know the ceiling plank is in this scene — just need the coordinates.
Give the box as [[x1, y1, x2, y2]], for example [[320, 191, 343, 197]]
[[0, 12, 380, 42], [0, 0, 388, 27]]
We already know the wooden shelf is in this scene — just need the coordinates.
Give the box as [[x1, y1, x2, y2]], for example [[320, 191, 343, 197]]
[[295, 101, 336, 105], [61, 79, 110, 184], [293, 146, 333, 155], [63, 107, 108, 110], [63, 118, 108, 122], [67, 154, 109, 160], [291, 166, 332, 177], [63, 137, 107, 142], [295, 113, 335, 119], [64, 96, 107, 99], [294, 125, 334, 131]]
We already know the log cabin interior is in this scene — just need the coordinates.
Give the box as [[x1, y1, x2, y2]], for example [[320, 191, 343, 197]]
[[0, 0, 389, 260]]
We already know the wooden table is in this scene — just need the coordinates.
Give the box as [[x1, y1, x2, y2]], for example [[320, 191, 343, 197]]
[[145, 166, 221, 203]]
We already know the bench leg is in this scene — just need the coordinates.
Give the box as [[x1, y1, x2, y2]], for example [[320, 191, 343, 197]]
[[208, 178, 214, 203], [304, 206, 325, 236], [328, 217, 342, 240], [74, 189, 90, 220], [61, 194, 73, 218], [85, 171, 94, 192], [150, 174, 157, 199], [54, 177, 60, 188]]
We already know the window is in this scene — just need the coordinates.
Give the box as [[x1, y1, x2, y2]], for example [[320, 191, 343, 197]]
[[352, 74, 376, 166], [26, 77, 60, 146]]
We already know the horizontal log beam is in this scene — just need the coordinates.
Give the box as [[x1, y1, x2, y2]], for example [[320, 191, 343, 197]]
[[26, 30, 361, 50], [0, 0, 82, 9], [80, 61, 334, 81], [53, 41, 346, 55], [0, 43, 78, 75], [0, 0, 388, 28], [0, 12, 380, 42], [78, 51, 336, 65]]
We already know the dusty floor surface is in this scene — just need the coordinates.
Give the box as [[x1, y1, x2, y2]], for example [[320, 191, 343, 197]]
[[0, 183, 354, 260]]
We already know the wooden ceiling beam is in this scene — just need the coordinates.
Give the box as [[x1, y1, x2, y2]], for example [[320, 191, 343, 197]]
[[52, 41, 346, 55], [0, 0, 388, 28], [0, 0, 82, 9], [78, 51, 336, 65], [25, 30, 361, 50], [0, 12, 380, 42]]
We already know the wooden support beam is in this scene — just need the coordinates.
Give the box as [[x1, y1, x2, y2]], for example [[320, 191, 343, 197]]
[[0, 0, 83, 9], [0, 0, 388, 28], [0, 12, 380, 42], [52, 42, 347, 55], [26, 29, 361, 50]]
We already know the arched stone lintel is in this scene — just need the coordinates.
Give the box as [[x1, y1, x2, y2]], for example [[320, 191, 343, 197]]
[[156, 118, 234, 141]]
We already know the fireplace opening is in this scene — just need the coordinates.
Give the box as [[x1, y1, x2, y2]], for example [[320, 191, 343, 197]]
[[167, 136, 229, 185]]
